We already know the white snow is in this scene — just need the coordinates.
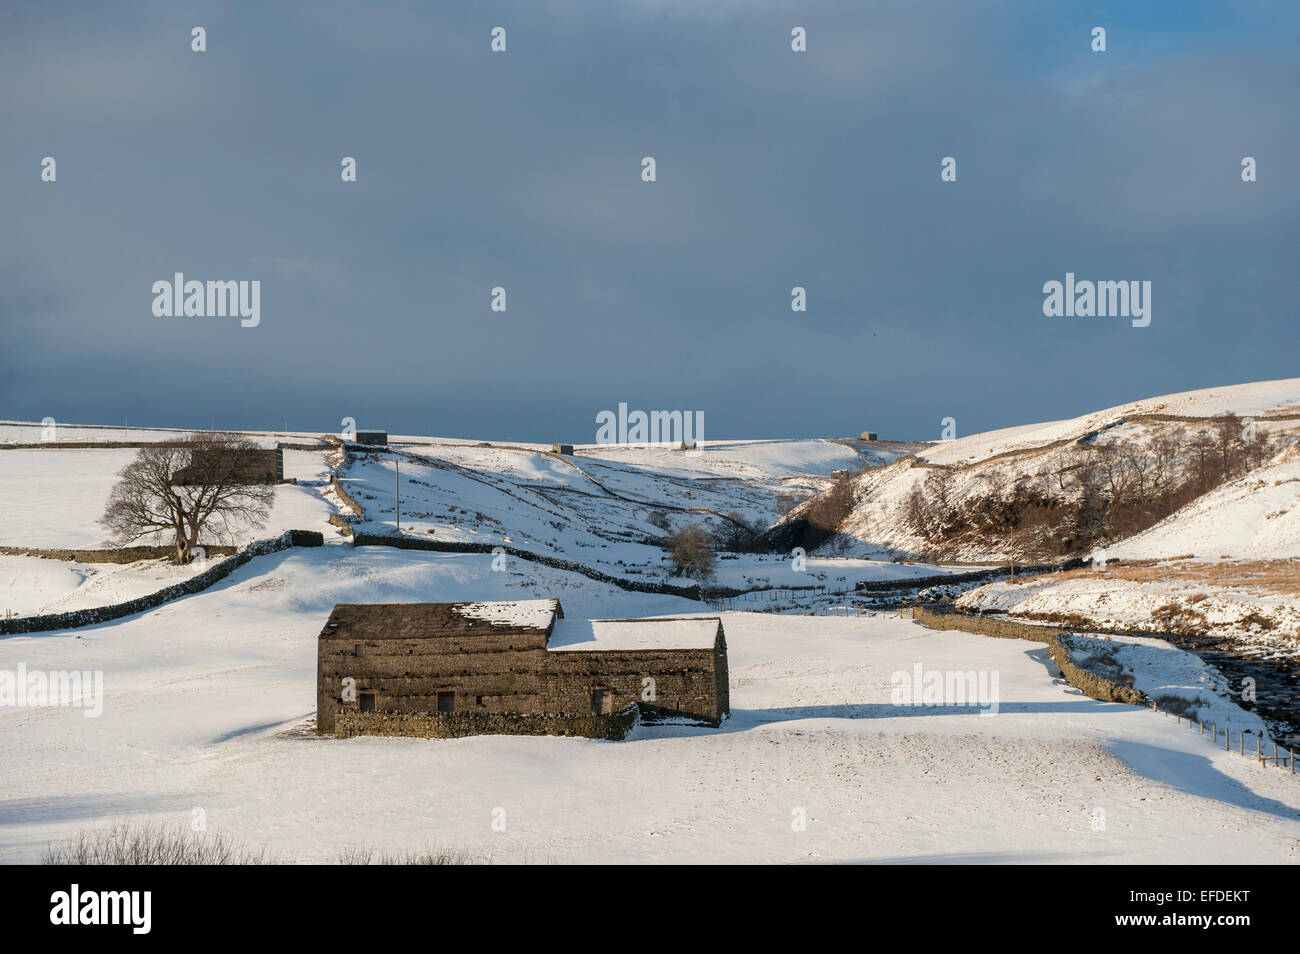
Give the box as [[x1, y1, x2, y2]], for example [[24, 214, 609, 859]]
[[2, 547, 1296, 864], [1061, 631, 1267, 735], [919, 377, 1300, 467], [547, 617, 719, 651], [4, 389, 1300, 864], [957, 569, 1300, 651], [0, 555, 208, 616], [1110, 445, 1300, 561], [0, 448, 335, 549], [457, 599, 559, 630]]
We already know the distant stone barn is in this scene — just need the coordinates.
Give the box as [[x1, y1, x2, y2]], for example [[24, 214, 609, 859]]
[[316, 599, 730, 739], [174, 445, 283, 484]]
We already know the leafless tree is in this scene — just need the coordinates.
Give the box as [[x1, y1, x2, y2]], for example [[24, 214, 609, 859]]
[[100, 432, 274, 563], [663, 524, 717, 581], [711, 512, 764, 552]]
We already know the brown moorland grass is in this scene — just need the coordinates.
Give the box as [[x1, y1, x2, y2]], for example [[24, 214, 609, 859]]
[[1007, 559, 1300, 599]]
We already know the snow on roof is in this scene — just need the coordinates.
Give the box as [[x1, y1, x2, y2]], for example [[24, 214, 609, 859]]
[[455, 599, 560, 630], [547, 617, 721, 652], [322, 600, 560, 640]]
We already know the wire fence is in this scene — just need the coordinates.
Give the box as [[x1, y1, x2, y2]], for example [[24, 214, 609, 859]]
[[1153, 700, 1295, 776]]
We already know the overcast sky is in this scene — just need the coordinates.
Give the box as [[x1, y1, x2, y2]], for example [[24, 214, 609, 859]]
[[2, 1, 1297, 443]]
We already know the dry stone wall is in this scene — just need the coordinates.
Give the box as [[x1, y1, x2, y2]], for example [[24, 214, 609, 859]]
[[0, 530, 323, 636], [335, 705, 640, 741], [911, 604, 1149, 706]]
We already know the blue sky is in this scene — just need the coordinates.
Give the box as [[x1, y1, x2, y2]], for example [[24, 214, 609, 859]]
[[2, 1, 1297, 442]]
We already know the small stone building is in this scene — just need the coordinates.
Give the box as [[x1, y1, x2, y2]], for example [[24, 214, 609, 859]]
[[174, 445, 283, 484], [859, 431, 878, 441], [551, 443, 574, 455], [316, 599, 729, 740], [354, 430, 388, 446]]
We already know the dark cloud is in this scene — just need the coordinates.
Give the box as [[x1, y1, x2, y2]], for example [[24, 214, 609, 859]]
[[2, 0, 1296, 441]]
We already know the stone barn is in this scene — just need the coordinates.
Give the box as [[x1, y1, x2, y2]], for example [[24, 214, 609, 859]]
[[316, 599, 729, 739], [174, 445, 283, 484], [354, 430, 388, 446], [551, 443, 574, 455]]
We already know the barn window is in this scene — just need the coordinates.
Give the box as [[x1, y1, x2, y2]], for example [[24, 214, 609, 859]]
[[354, 644, 364, 657], [591, 689, 612, 716], [437, 691, 455, 714], [475, 695, 484, 706], [358, 692, 375, 713]]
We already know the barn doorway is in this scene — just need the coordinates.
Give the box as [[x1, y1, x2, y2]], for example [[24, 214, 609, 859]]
[[358, 692, 375, 713], [437, 691, 455, 714], [591, 689, 612, 715]]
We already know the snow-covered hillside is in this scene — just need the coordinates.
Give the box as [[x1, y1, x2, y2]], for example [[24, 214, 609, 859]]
[[1109, 444, 1300, 562], [2, 387, 1298, 865], [788, 378, 1300, 563], [918, 378, 1300, 467]]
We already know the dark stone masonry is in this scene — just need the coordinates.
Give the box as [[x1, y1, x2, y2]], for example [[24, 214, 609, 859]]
[[174, 445, 283, 484], [316, 599, 730, 740]]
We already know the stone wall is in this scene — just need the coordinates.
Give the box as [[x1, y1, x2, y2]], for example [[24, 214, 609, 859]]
[[329, 476, 365, 516], [1048, 633, 1149, 707], [0, 543, 239, 564], [175, 447, 283, 485], [0, 530, 323, 636], [351, 533, 704, 600], [911, 604, 1148, 706], [855, 559, 1087, 593], [334, 704, 640, 741], [1, 440, 182, 450]]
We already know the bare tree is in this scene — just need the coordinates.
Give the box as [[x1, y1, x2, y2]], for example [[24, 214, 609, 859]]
[[663, 524, 717, 581], [711, 512, 764, 552], [100, 432, 274, 563], [903, 468, 956, 542]]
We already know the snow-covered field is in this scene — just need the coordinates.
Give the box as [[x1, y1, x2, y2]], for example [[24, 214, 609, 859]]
[[0, 448, 335, 549], [2, 547, 1296, 864], [0, 555, 210, 617], [3, 387, 1300, 865]]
